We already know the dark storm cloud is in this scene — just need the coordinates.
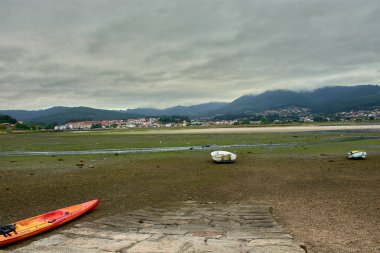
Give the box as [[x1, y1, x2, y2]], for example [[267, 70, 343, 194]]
[[0, 0, 379, 109]]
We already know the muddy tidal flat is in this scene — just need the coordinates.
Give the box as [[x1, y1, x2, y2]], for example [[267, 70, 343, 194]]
[[0, 127, 379, 252]]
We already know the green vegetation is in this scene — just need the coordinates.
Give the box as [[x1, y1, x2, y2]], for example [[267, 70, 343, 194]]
[[158, 115, 190, 124], [14, 122, 32, 130], [0, 115, 17, 124], [91, 123, 102, 129]]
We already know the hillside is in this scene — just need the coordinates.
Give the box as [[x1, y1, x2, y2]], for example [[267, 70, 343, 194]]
[[1, 85, 379, 123], [126, 102, 227, 117], [214, 85, 380, 115], [0, 107, 141, 125], [0, 107, 70, 121], [306, 85, 380, 113], [221, 90, 309, 113]]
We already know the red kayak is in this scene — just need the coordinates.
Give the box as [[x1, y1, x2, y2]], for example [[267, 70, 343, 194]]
[[0, 199, 99, 247]]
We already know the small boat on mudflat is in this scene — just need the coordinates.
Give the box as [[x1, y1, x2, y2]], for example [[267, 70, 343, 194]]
[[347, 150, 366, 159], [211, 150, 237, 163]]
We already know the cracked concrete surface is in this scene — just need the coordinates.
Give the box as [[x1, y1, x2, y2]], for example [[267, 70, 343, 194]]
[[3, 201, 307, 253]]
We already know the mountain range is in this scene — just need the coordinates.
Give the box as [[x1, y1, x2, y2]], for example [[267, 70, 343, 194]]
[[1, 85, 380, 124]]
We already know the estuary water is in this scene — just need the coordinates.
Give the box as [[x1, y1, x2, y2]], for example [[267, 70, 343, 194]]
[[0, 143, 284, 156]]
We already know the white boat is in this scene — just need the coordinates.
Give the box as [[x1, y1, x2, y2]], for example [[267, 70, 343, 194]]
[[347, 150, 367, 159], [211, 151, 237, 163]]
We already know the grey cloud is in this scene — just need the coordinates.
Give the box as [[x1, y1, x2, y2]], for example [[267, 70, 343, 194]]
[[0, 46, 25, 63], [0, 0, 379, 109]]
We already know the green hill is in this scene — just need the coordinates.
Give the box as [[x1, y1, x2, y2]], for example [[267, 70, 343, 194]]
[[214, 85, 380, 115], [1, 85, 379, 123]]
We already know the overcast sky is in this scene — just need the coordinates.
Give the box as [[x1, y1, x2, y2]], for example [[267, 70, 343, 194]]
[[1, 0, 379, 110]]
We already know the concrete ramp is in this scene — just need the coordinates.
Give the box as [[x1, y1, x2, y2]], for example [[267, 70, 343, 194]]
[[10, 201, 307, 253]]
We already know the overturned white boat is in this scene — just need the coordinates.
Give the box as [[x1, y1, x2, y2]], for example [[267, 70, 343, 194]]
[[211, 150, 237, 163], [347, 150, 367, 159]]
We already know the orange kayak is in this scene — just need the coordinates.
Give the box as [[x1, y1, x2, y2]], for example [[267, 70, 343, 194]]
[[0, 199, 99, 247]]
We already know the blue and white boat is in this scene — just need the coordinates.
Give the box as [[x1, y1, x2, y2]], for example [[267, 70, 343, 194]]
[[347, 150, 367, 159]]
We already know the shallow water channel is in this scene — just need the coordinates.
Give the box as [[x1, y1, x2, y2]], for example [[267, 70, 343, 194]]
[[0, 143, 286, 156], [1, 135, 378, 157]]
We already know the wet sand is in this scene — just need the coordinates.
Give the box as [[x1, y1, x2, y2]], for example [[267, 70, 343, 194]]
[[1, 151, 379, 252]]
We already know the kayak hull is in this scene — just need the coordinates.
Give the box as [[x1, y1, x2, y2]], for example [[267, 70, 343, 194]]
[[0, 199, 99, 247]]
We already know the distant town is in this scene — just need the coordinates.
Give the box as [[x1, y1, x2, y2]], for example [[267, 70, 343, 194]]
[[1, 107, 380, 131], [52, 107, 380, 130]]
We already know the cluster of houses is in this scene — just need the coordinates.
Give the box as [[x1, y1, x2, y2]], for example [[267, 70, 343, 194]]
[[0, 121, 25, 130], [335, 109, 380, 121], [55, 118, 159, 130], [259, 107, 311, 117], [54, 118, 189, 130], [52, 108, 380, 131], [0, 122, 13, 129], [55, 118, 246, 130]]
